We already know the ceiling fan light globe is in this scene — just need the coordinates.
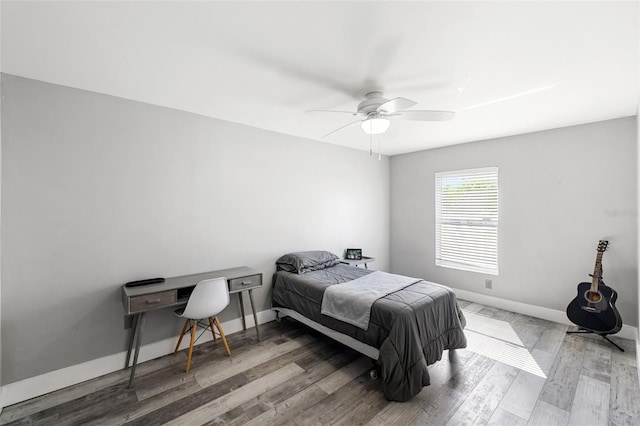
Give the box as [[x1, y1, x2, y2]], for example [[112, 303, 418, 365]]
[[361, 117, 390, 135]]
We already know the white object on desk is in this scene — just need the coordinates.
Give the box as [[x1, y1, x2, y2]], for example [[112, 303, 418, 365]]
[[340, 256, 375, 269]]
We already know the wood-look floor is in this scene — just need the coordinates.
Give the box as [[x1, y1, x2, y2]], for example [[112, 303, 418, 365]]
[[2, 300, 639, 425]]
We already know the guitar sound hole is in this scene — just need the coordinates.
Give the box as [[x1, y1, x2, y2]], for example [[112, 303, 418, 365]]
[[585, 290, 602, 303]]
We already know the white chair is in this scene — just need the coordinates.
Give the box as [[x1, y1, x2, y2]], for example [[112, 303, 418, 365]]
[[173, 277, 231, 372]]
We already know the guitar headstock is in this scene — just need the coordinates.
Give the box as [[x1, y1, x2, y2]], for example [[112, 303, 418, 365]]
[[597, 240, 609, 252]]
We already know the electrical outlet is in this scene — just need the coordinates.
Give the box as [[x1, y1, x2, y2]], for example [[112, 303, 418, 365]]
[[485, 279, 492, 289]]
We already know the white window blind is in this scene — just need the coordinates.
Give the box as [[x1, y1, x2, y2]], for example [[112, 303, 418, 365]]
[[435, 167, 498, 275]]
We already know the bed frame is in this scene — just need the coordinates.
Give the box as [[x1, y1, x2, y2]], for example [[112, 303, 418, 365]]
[[273, 307, 379, 360]]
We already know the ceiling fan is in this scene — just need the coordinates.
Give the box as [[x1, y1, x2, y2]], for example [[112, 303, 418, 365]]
[[309, 91, 455, 138]]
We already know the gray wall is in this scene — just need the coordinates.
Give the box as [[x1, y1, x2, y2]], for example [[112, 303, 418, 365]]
[[391, 117, 638, 326], [0, 74, 391, 384]]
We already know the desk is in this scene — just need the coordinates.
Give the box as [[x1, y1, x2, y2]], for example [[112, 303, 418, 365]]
[[122, 266, 262, 386]]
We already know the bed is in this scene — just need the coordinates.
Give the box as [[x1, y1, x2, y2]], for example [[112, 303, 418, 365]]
[[271, 251, 467, 402]]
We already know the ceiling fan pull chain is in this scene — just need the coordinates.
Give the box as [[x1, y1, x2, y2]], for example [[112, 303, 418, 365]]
[[370, 134, 374, 156]]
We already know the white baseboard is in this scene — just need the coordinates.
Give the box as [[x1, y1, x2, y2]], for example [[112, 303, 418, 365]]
[[1, 309, 276, 408], [452, 288, 638, 341]]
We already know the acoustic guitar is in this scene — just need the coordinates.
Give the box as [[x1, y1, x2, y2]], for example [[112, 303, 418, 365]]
[[566, 240, 622, 335]]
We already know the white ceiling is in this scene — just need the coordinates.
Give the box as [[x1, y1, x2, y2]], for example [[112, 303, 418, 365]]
[[2, 1, 639, 156]]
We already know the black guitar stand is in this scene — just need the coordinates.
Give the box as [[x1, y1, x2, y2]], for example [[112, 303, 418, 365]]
[[566, 329, 624, 352]]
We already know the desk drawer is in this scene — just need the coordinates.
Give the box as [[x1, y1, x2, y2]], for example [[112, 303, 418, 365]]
[[130, 291, 176, 313], [229, 274, 262, 292]]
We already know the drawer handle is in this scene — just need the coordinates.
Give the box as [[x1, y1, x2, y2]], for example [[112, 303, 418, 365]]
[[241, 281, 252, 286], [146, 299, 162, 304]]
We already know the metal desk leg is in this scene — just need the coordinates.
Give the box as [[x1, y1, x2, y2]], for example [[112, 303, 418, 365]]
[[238, 292, 247, 331], [248, 289, 260, 341], [128, 312, 146, 387], [125, 314, 140, 369]]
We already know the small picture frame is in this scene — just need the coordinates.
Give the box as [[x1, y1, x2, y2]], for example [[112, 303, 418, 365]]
[[345, 248, 362, 260]]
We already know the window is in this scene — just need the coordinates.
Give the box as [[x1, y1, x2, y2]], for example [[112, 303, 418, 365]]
[[435, 167, 498, 275]]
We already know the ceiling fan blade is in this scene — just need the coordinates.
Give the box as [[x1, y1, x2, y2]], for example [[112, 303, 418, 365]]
[[396, 110, 455, 121], [307, 109, 357, 115], [243, 51, 359, 99], [322, 119, 363, 139], [376, 97, 417, 114]]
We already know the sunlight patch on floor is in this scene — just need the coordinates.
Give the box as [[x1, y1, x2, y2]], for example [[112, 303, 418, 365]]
[[464, 311, 524, 346], [463, 310, 546, 378]]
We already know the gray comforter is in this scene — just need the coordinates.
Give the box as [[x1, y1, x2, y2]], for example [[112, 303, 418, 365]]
[[271, 264, 467, 401]]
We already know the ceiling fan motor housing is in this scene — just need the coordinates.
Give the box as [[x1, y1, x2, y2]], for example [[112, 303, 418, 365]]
[[357, 91, 388, 115]]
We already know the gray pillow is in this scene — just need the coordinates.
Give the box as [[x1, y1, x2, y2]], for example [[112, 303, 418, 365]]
[[276, 250, 340, 274]]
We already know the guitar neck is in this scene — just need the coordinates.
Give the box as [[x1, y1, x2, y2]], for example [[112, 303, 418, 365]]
[[591, 252, 604, 291]]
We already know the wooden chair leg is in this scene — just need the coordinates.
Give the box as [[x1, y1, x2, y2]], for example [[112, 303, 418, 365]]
[[174, 319, 190, 354], [214, 316, 231, 357], [208, 317, 217, 342], [185, 320, 197, 373]]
